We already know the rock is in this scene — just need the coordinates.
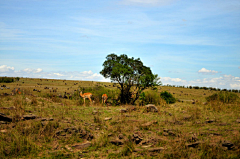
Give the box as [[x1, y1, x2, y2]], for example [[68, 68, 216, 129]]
[[104, 117, 112, 121], [41, 121, 48, 126], [120, 109, 127, 113], [22, 114, 37, 120], [217, 123, 229, 126], [132, 133, 143, 144], [145, 104, 158, 113], [38, 118, 54, 121], [72, 141, 92, 149], [110, 139, 124, 145], [0, 113, 12, 122], [163, 132, 169, 136], [65, 145, 73, 151], [55, 127, 93, 140], [183, 115, 192, 121], [236, 119, 240, 123], [134, 147, 165, 152], [168, 131, 176, 136], [173, 120, 183, 125], [92, 110, 99, 115], [186, 141, 202, 148], [55, 130, 65, 136], [0, 121, 7, 124], [141, 121, 157, 128], [222, 141, 234, 150], [205, 119, 214, 123], [0, 106, 15, 110], [0, 129, 7, 133], [147, 147, 165, 152], [118, 134, 124, 139]]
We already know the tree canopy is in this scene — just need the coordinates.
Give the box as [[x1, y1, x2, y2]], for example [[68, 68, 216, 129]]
[[100, 53, 161, 104]]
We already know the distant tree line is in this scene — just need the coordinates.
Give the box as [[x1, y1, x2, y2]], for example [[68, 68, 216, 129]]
[[0, 77, 20, 83], [164, 84, 240, 93]]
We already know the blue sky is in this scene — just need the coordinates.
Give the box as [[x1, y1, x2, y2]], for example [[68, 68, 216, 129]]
[[0, 0, 240, 89]]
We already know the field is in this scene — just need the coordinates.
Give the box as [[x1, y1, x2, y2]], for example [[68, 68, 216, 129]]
[[0, 78, 240, 158]]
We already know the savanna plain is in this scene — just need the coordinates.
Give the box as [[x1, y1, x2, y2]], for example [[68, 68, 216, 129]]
[[0, 78, 240, 158]]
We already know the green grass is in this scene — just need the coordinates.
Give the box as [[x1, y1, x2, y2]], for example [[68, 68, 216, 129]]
[[0, 78, 239, 158]]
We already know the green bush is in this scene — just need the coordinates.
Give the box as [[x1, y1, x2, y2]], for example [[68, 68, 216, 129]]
[[0, 77, 14, 83], [206, 91, 239, 103], [144, 90, 161, 105], [160, 91, 176, 104]]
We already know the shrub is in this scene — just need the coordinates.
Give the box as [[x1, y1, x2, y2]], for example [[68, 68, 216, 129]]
[[160, 91, 176, 104], [206, 91, 239, 103], [144, 90, 162, 105], [0, 77, 14, 83]]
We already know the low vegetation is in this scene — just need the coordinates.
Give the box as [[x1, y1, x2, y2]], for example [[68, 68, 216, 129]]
[[206, 91, 240, 103], [0, 77, 16, 83], [0, 77, 240, 158], [160, 91, 176, 104]]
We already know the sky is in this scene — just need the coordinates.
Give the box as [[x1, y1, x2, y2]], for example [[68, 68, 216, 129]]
[[0, 0, 240, 90]]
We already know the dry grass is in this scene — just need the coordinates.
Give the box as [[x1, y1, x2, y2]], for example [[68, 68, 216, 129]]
[[0, 78, 240, 158]]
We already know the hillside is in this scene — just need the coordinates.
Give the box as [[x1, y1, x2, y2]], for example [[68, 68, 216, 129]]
[[0, 78, 240, 158]]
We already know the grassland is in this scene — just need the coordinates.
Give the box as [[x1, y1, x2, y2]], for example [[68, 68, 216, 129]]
[[0, 78, 240, 158]]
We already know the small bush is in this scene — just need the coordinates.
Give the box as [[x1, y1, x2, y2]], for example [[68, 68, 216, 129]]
[[206, 91, 239, 103], [0, 77, 14, 83], [144, 90, 162, 105], [160, 91, 176, 104]]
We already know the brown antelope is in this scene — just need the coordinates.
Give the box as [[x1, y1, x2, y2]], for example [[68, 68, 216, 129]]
[[102, 94, 108, 104], [80, 91, 92, 106]]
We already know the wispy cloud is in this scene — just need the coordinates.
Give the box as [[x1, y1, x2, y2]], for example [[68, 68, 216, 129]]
[[1, 65, 239, 89], [161, 74, 240, 89], [120, 0, 176, 6], [198, 68, 218, 75], [0, 65, 108, 82]]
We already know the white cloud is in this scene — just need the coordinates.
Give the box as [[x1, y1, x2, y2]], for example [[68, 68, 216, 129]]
[[230, 84, 240, 89], [53, 73, 64, 77], [0, 65, 15, 72], [161, 74, 240, 89], [0, 65, 108, 82], [198, 68, 218, 75], [188, 74, 240, 89], [22, 68, 43, 73], [1, 65, 239, 89], [161, 77, 187, 85], [35, 68, 43, 73]]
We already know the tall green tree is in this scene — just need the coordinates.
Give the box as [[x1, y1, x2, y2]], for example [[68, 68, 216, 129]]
[[100, 53, 161, 104]]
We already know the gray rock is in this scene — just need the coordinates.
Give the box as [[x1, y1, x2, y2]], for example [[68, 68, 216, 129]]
[[145, 104, 158, 112], [222, 141, 234, 150], [104, 117, 112, 121], [118, 134, 124, 139], [134, 147, 165, 152], [120, 109, 127, 113], [205, 119, 214, 123], [186, 141, 202, 148], [236, 119, 240, 123], [22, 114, 37, 120], [72, 141, 92, 149], [0, 113, 12, 122], [110, 139, 124, 145]]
